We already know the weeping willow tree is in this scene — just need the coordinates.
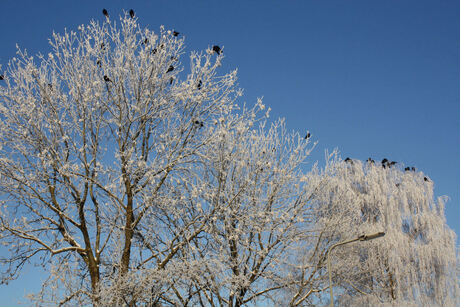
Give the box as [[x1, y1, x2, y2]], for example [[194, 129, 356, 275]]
[[289, 154, 458, 307]]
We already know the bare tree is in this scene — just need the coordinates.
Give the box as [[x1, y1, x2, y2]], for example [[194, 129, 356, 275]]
[[0, 13, 246, 306]]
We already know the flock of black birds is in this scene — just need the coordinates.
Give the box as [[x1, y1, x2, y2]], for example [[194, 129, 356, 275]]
[[98, 8, 221, 88], [344, 157, 430, 181], [0, 9, 222, 84]]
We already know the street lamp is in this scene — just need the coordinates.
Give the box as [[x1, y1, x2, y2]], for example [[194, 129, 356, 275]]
[[327, 232, 385, 307]]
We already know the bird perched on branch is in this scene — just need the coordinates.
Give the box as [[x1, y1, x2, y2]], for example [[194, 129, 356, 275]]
[[212, 45, 221, 55], [367, 158, 375, 164], [305, 132, 310, 139], [0, 75, 4, 80], [173, 31, 179, 37], [103, 75, 112, 82], [129, 9, 135, 18], [344, 157, 352, 163], [166, 65, 174, 73], [102, 9, 109, 18], [197, 80, 202, 90]]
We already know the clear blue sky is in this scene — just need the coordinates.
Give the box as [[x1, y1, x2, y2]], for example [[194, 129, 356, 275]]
[[1, 0, 459, 305]]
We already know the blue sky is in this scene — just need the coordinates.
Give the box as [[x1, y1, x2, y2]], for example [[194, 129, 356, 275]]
[[1, 0, 459, 305]]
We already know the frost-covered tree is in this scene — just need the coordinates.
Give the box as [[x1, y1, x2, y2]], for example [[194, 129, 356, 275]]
[[293, 154, 458, 307], [0, 12, 458, 307], [0, 13, 253, 305]]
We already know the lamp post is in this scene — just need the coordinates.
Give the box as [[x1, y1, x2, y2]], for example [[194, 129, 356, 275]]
[[327, 232, 385, 307]]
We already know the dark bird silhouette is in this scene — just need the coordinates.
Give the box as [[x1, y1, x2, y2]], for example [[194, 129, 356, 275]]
[[101, 43, 106, 50], [142, 38, 148, 45], [411, 167, 416, 171], [96, 60, 102, 67], [305, 132, 311, 139], [129, 9, 135, 18], [0, 75, 4, 80], [170, 56, 178, 61], [424, 177, 429, 182], [169, 77, 174, 85], [197, 80, 202, 90], [152, 48, 157, 54], [166, 65, 174, 73], [344, 157, 352, 163], [173, 31, 179, 37], [212, 45, 221, 55], [102, 9, 109, 17], [381, 158, 388, 164], [405, 167, 410, 171], [367, 158, 375, 164], [103, 75, 112, 82], [389, 161, 397, 167]]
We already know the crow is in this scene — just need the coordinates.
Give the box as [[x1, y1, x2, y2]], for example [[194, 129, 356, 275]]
[[103, 75, 112, 82], [129, 9, 135, 18], [0, 75, 4, 80], [173, 31, 179, 37], [344, 157, 352, 163], [197, 80, 202, 90], [142, 38, 148, 45], [169, 78, 174, 85], [212, 45, 221, 55], [424, 177, 429, 182], [381, 158, 388, 164], [102, 9, 109, 17], [305, 132, 311, 139], [152, 48, 157, 54], [389, 161, 397, 167], [166, 65, 174, 73], [411, 167, 416, 171], [405, 167, 410, 171]]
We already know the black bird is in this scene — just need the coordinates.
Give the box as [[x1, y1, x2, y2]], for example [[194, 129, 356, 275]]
[[411, 167, 416, 171], [212, 45, 221, 55], [0, 75, 4, 80], [152, 48, 157, 54], [169, 77, 174, 85], [96, 60, 102, 67], [367, 158, 375, 164], [389, 161, 397, 167], [173, 31, 179, 37], [381, 158, 388, 164], [166, 65, 174, 73], [344, 157, 352, 163], [405, 167, 411, 171], [102, 9, 109, 17], [194, 120, 200, 125], [424, 177, 429, 182], [101, 43, 106, 51], [197, 80, 202, 90], [129, 9, 135, 18], [142, 38, 148, 45], [305, 132, 311, 139], [103, 75, 112, 82]]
